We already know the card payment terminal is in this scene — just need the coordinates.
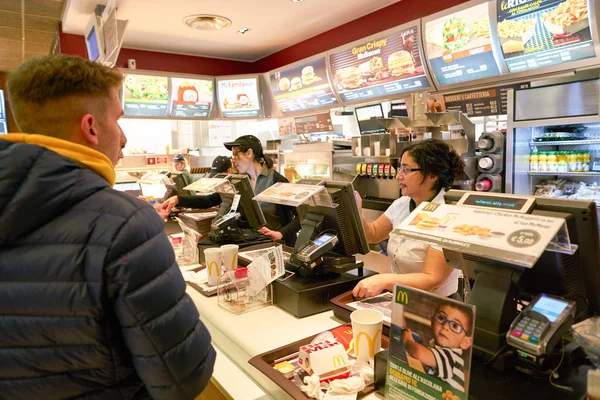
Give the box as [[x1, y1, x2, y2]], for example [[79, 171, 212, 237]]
[[295, 232, 338, 263], [506, 293, 576, 361]]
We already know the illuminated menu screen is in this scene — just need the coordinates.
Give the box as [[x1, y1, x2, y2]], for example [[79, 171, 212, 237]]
[[170, 78, 213, 118], [270, 58, 338, 113], [123, 74, 169, 117], [217, 78, 261, 118], [329, 26, 430, 103], [497, 0, 595, 72], [425, 2, 501, 86]]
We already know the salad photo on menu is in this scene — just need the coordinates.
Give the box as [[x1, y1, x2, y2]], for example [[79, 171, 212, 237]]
[[123, 74, 169, 117], [329, 26, 430, 102], [425, 2, 501, 86], [497, 0, 595, 72]]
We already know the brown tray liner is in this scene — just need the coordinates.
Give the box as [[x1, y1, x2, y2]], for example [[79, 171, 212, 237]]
[[330, 291, 392, 337], [249, 327, 389, 400]]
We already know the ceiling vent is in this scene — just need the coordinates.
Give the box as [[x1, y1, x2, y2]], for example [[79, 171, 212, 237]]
[[183, 15, 232, 31]]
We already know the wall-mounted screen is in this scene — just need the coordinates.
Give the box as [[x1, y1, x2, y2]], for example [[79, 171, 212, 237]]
[[269, 57, 338, 113], [355, 104, 386, 134], [329, 26, 430, 103], [0, 89, 5, 122], [425, 2, 502, 86], [170, 78, 213, 118], [497, 0, 596, 72], [216, 77, 262, 118], [123, 74, 169, 117], [390, 100, 409, 117]]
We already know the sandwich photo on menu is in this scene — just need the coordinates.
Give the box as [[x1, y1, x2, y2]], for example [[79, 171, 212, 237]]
[[388, 51, 415, 76]]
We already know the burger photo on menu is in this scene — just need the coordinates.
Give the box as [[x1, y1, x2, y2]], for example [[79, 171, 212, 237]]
[[334, 67, 364, 90], [388, 51, 415, 76]]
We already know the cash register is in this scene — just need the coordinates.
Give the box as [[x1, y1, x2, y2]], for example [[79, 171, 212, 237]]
[[273, 180, 376, 318]]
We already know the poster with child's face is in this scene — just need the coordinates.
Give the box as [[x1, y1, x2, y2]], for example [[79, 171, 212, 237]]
[[386, 284, 476, 400]]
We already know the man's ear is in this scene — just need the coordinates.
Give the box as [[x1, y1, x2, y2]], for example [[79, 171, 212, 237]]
[[80, 113, 99, 145], [460, 336, 473, 350]]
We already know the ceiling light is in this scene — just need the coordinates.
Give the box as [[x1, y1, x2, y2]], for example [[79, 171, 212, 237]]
[[291, 0, 304, 2], [183, 15, 232, 31], [237, 28, 250, 34]]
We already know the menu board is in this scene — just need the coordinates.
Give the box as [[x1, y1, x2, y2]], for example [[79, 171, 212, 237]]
[[217, 78, 261, 118], [123, 74, 169, 117], [294, 113, 333, 135], [433, 82, 530, 116], [425, 2, 501, 86], [329, 26, 430, 102], [497, 0, 596, 72], [270, 58, 338, 113], [170, 78, 213, 118]]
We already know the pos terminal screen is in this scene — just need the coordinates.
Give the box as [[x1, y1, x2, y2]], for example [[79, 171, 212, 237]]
[[531, 295, 568, 322]]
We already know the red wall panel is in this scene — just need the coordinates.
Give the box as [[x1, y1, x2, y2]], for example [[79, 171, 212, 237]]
[[59, 0, 469, 75]]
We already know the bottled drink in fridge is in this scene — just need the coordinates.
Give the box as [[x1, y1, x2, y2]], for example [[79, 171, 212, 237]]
[[529, 152, 538, 172]]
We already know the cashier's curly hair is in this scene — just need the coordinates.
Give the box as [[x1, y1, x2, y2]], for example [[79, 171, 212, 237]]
[[403, 139, 465, 192], [8, 54, 123, 138]]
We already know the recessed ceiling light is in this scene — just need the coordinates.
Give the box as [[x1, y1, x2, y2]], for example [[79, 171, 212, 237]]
[[237, 28, 251, 34], [183, 14, 232, 31], [291, 0, 304, 2]]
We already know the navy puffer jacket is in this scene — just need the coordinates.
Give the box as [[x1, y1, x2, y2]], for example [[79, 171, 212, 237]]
[[0, 138, 215, 399]]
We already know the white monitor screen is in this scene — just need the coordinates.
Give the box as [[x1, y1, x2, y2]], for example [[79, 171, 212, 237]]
[[86, 26, 100, 61]]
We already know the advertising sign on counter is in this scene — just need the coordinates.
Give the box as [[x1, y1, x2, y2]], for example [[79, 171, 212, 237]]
[[425, 2, 502, 86], [497, 0, 596, 72], [217, 78, 261, 118], [123, 74, 169, 117], [435, 82, 530, 116], [294, 112, 333, 135], [393, 201, 565, 268], [270, 58, 338, 113], [386, 284, 476, 400], [170, 78, 213, 118], [254, 182, 325, 207], [329, 26, 430, 103]]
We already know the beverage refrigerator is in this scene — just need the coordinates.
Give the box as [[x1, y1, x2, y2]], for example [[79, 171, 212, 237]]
[[505, 79, 600, 207]]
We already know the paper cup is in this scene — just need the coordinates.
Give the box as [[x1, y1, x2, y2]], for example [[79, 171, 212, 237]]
[[220, 244, 239, 271], [204, 248, 222, 286], [351, 309, 383, 365]]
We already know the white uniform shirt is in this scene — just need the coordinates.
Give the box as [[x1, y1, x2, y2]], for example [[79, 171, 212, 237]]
[[384, 189, 460, 297]]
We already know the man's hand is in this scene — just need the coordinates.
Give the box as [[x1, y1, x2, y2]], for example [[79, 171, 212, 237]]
[[352, 274, 390, 298], [257, 226, 283, 241], [160, 196, 179, 213]]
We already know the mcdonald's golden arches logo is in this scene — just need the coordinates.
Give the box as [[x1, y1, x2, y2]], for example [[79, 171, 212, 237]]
[[423, 203, 439, 212], [395, 287, 410, 305], [332, 354, 347, 369], [355, 330, 381, 359], [207, 261, 220, 276]]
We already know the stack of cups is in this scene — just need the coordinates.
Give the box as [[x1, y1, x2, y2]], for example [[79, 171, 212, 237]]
[[204, 245, 240, 286]]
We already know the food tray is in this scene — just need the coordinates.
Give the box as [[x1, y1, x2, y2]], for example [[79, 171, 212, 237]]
[[184, 264, 219, 297], [248, 325, 389, 400]]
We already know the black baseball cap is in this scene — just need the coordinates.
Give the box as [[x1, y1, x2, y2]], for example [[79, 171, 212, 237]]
[[209, 156, 232, 177], [172, 154, 185, 162], [223, 135, 264, 157]]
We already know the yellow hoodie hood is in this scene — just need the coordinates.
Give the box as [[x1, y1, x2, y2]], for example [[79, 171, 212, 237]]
[[2, 134, 116, 186]]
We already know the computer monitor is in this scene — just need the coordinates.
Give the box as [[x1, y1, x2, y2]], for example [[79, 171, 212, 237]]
[[444, 190, 600, 357], [290, 180, 369, 276], [355, 103, 386, 135], [208, 173, 267, 243]]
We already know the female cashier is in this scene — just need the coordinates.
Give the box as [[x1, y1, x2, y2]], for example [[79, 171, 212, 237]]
[[224, 135, 300, 246], [353, 139, 465, 299]]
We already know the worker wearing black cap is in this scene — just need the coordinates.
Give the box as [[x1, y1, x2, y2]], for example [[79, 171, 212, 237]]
[[159, 155, 233, 217], [224, 135, 300, 246], [172, 154, 194, 187]]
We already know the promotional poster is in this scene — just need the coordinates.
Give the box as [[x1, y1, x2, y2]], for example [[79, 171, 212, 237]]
[[386, 284, 476, 400], [217, 78, 261, 118], [329, 27, 430, 102], [497, 0, 595, 72], [425, 2, 501, 86], [170, 78, 213, 118], [270, 58, 338, 113], [123, 74, 169, 117]]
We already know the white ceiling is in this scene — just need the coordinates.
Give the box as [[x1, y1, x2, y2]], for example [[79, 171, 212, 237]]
[[62, 0, 402, 62]]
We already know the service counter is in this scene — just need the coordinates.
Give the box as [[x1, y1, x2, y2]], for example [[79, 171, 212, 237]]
[[185, 252, 390, 400]]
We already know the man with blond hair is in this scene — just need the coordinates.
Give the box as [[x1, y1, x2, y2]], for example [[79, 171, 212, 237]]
[[0, 55, 215, 399]]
